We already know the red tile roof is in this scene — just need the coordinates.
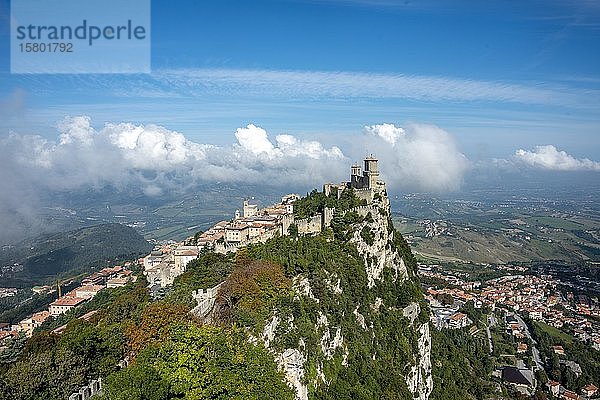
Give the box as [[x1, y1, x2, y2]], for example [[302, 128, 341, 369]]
[[51, 297, 86, 307]]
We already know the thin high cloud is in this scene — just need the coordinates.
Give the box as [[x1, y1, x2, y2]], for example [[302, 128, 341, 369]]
[[514, 145, 600, 171], [150, 69, 595, 107], [7, 68, 598, 114]]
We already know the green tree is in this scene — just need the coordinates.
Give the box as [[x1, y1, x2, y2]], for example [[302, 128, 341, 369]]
[[101, 362, 169, 400], [103, 324, 294, 400]]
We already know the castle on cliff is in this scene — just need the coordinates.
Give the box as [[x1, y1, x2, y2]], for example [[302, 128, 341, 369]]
[[324, 154, 386, 203], [144, 156, 387, 287]]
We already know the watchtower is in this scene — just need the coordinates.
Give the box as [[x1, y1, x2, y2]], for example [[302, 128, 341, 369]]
[[363, 154, 379, 189]]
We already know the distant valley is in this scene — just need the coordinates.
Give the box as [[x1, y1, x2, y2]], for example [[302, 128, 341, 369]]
[[0, 223, 152, 286]]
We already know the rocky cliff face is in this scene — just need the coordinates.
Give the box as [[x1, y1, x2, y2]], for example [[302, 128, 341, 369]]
[[251, 192, 433, 400], [350, 195, 433, 400]]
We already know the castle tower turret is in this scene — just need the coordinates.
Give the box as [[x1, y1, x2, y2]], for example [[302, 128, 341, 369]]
[[363, 154, 379, 189], [243, 199, 258, 218], [351, 163, 361, 177], [350, 163, 362, 188]]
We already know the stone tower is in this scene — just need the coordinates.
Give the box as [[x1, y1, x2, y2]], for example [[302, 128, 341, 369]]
[[243, 199, 258, 218], [350, 163, 362, 188], [364, 155, 379, 189]]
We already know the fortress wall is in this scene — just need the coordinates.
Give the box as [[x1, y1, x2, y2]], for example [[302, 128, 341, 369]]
[[354, 188, 374, 203], [349, 204, 379, 218], [296, 214, 323, 235], [191, 282, 223, 318]]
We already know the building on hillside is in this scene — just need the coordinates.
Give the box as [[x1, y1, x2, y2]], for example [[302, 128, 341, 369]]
[[278, 194, 299, 214], [225, 224, 250, 243], [561, 390, 579, 400], [547, 380, 560, 397], [49, 297, 86, 316], [243, 200, 258, 217], [582, 384, 598, 398], [32, 311, 51, 325], [173, 246, 199, 273], [18, 310, 50, 337], [323, 155, 386, 201], [143, 251, 165, 269], [75, 285, 104, 299], [82, 273, 104, 286], [248, 224, 266, 238], [448, 312, 471, 329], [349, 155, 383, 190], [501, 366, 534, 395], [106, 277, 130, 288], [145, 259, 175, 288]]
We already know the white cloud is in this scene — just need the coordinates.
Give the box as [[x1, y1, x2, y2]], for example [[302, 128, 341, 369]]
[[514, 145, 600, 171], [3, 117, 347, 195], [3, 117, 469, 198], [362, 123, 470, 191], [234, 124, 277, 156]]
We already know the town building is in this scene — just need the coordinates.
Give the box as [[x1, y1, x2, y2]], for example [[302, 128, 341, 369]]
[[547, 380, 560, 397], [243, 200, 258, 217], [582, 384, 598, 398], [106, 277, 130, 288], [49, 297, 86, 316], [448, 312, 471, 329], [562, 390, 579, 400], [225, 224, 249, 243], [501, 366, 534, 395], [75, 285, 104, 299]]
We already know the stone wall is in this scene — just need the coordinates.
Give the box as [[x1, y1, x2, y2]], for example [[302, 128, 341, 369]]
[[214, 227, 279, 254], [296, 214, 322, 235], [68, 378, 102, 400], [191, 282, 223, 318]]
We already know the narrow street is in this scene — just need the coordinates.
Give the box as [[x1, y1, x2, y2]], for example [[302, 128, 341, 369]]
[[485, 324, 493, 353], [511, 312, 544, 371], [485, 315, 494, 353]]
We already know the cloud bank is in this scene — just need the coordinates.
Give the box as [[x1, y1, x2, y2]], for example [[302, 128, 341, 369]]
[[363, 123, 470, 191], [3, 116, 348, 196], [3, 117, 469, 196], [514, 145, 600, 171], [1, 117, 471, 242]]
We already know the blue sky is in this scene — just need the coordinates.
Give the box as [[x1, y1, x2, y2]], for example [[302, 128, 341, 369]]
[[0, 0, 599, 161]]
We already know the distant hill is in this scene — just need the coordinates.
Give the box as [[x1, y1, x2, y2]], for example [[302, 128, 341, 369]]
[[0, 223, 152, 286]]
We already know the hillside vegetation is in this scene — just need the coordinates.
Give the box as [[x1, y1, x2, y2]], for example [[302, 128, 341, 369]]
[[0, 190, 435, 400]]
